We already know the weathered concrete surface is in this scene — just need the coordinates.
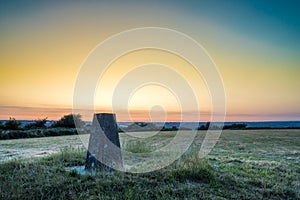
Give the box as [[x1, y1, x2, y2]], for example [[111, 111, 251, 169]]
[[85, 113, 122, 171]]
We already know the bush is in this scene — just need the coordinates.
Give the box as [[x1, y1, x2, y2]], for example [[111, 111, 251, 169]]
[[51, 114, 84, 128], [161, 125, 178, 131], [0, 128, 78, 140], [3, 117, 22, 130], [24, 117, 48, 129], [231, 123, 247, 129], [223, 123, 247, 130], [198, 122, 210, 130]]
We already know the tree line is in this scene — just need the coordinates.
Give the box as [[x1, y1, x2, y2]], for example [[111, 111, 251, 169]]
[[0, 114, 84, 130], [0, 114, 85, 140]]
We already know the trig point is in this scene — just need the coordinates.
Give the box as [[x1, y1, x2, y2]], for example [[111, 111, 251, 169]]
[[85, 113, 123, 171]]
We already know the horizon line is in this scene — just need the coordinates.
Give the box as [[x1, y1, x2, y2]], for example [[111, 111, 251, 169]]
[[1, 119, 300, 123]]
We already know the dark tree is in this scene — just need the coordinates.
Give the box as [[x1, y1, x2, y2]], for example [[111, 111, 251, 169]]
[[197, 125, 206, 130], [51, 114, 84, 128], [24, 117, 48, 129], [205, 122, 211, 129], [4, 117, 22, 130], [231, 123, 247, 130]]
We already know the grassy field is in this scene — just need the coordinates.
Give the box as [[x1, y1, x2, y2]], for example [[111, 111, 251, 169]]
[[0, 130, 299, 199]]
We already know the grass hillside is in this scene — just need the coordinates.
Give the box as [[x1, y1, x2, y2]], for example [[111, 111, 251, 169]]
[[0, 130, 299, 199]]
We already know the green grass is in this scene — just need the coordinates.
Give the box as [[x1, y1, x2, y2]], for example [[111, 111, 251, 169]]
[[123, 140, 154, 153], [0, 130, 299, 199]]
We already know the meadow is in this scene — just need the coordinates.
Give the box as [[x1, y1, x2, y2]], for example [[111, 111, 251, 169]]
[[0, 129, 299, 199]]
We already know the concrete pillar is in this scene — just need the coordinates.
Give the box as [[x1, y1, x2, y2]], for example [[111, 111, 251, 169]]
[[85, 113, 122, 171]]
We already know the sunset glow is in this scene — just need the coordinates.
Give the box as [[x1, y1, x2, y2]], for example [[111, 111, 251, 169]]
[[0, 0, 299, 121]]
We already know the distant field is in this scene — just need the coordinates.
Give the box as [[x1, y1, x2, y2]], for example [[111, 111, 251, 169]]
[[0, 129, 299, 199]]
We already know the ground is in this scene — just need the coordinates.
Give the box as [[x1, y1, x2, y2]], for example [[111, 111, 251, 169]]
[[0, 130, 299, 199]]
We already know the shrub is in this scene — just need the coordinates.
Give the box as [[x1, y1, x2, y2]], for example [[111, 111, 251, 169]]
[[0, 128, 78, 140], [223, 123, 247, 130], [3, 117, 22, 130], [161, 125, 178, 131], [198, 122, 210, 130], [51, 114, 84, 128], [24, 117, 48, 129], [231, 123, 247, 129]]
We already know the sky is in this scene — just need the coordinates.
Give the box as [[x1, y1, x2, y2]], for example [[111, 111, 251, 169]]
[[0, 0, 300, 122]]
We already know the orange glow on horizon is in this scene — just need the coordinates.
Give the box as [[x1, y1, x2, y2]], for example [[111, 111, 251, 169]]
[[0, 1, 299, 122]]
